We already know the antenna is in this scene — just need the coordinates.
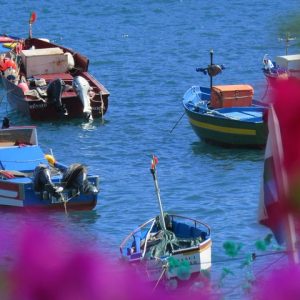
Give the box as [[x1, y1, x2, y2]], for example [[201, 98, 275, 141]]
[[278, 32, 296, 55]]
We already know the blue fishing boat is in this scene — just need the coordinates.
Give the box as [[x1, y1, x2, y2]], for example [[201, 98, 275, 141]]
[[183, 50, 268, 148], [120, 156, 212, 284], [0, 120, 99, 211]]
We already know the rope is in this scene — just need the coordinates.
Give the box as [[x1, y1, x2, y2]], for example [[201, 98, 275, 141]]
[[152, 263, 168, 293], [61, 193, 68, 216], [261, 78, 270, 101], [221, 252, 286, 298], [58, 190, 80, 216], [169, 111, 185, 133]]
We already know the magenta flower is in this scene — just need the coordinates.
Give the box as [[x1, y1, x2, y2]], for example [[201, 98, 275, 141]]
[[254, 263, 300, 300], [2, 224, 215, 300]]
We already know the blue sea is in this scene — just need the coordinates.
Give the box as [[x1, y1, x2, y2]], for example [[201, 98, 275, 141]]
[[1, 1, 300, 298]]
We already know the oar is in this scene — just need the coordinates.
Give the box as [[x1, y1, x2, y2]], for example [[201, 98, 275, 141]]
[[150, 155, 166, 231]]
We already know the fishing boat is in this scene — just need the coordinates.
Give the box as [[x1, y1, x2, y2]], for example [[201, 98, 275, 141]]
[[262, 34, 300, 87], [0, 12, 109, 121], [0, 120, 99, 211], [183, 50, 268, 148], [120, 156, 212, 285]]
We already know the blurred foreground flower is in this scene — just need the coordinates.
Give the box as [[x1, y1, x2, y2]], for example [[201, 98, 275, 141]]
[[254, 263, 300, 300], [0, 224, 215, 300], [272, 78, 300, 213]]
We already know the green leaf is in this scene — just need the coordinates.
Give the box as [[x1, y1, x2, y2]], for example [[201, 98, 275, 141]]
[[168, 256, 180, 271], [177, 262, 191, 280], [264, 233, 273, 245], [221, 267, 234, 280], [255, 240, 267, 251], [223, 241, 243, 257]]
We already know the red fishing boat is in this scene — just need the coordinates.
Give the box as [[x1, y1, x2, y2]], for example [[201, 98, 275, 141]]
[[0, 12, 109, 121], [262, 34, 300, 88]]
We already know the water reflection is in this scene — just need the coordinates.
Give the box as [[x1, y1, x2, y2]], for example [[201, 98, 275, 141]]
[[191, 140, 264, 162]]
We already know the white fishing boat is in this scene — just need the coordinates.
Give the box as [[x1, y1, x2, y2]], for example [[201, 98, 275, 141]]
[[119, 156, 212, 284]]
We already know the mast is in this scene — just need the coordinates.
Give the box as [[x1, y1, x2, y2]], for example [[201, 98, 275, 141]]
[[150, 155, 166, 231], [210, 49, 213, 90]]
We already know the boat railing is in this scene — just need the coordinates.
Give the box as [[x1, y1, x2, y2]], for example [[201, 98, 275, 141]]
[[169, 214, 211, 237], [141, 219, 156, 258], [119, 218, 156, 256]]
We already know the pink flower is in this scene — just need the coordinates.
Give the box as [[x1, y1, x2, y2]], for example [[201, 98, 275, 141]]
[[254, 264, 300, 300], [2, 224, 215, 300]]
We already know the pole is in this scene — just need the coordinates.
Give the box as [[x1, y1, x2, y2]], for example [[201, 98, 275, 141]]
[[150, 156, 166, 231], [210, 49, 213, 91]]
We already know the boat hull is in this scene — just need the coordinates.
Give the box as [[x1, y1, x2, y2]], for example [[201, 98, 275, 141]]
[[184, 106, 267, 147], [0, 175, 99, 211], [143, 238, 212, 281], [2, 76, 109, 121]]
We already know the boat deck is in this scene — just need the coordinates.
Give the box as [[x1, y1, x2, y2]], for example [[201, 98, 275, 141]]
[[217, 109, 263, 122]]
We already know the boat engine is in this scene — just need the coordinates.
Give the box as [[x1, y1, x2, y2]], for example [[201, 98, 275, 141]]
[[47, 78, 68, 116], [33, 164, 63, 200], [72, 76, 93, 120], [62, 163, 98, 194]]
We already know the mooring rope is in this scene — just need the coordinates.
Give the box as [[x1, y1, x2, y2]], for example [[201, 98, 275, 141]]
[[152, 263, 168, 293]]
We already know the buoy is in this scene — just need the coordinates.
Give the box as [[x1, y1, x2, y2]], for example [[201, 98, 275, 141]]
[[0, 58, 17, 72], [45, 154, 56, 166]]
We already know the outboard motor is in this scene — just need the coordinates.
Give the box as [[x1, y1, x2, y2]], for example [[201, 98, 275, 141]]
[[72, 76, 93, 120], [62, 163, 98, 194], [47, 78, 68, 116], [33, 164, 63, 200]]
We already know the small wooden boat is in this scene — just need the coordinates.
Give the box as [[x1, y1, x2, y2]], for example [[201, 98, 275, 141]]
[[120, 156, 212, 284], [183, 50, 268, 148], [0, 120, 99, 211], [0, 13, 109, 121]]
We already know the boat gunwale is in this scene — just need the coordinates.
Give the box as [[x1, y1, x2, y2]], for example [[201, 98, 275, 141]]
[[119, 214, 211, 256]]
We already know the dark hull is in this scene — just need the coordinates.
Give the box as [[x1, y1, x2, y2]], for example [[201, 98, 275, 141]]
[[3, 77, 109, 121], [184, 106, 268, 148]]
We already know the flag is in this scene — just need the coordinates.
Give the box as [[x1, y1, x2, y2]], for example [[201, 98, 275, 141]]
[[29, 12, 37, 24], [258, 119, 285, 244], [150, 155, 158, 171]]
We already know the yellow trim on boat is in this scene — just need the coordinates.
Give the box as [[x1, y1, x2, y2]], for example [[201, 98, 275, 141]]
[[2, 42, 18, 49], [190, 118, 256, 136]]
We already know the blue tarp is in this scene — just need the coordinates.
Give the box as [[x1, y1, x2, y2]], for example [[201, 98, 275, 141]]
[[0, 146, 47, 172]]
